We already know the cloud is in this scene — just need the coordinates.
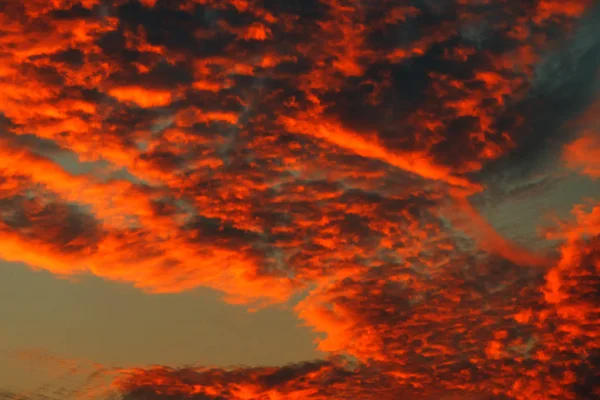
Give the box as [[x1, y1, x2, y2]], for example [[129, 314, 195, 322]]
[[107, 86, 174, 108], [0, 0, 598, 398], [563, 97, 600, 178], [107, 359, 504, 400], [106, 204, 600, 399], [474, 3, 600, 182], [564, 130, 600, 178]]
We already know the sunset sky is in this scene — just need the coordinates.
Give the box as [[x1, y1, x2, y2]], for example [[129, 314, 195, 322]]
[[0, 0, 599, 399]]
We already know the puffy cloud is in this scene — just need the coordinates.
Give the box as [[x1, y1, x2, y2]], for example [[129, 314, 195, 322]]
[[564, 131, 600, 178], [563, 98, 600, 178]]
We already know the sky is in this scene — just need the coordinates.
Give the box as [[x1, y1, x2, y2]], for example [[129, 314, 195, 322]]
[[0, 0, 599, 399]]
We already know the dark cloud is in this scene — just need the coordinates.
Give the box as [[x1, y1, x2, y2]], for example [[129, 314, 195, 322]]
[[475, 4, 600, 183]]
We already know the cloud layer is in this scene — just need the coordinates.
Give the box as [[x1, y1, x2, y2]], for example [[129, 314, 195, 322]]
[[0, 0, 598, 399]]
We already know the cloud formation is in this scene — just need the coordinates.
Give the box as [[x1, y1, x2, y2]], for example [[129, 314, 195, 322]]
[[0, 0, 598, 399]]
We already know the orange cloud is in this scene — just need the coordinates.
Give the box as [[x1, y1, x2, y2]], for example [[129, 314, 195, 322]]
[[0, 0, 598, 398], [564, 130, 600, 178], [279, 115, 479, 191], [107, 86, 174, 108]]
